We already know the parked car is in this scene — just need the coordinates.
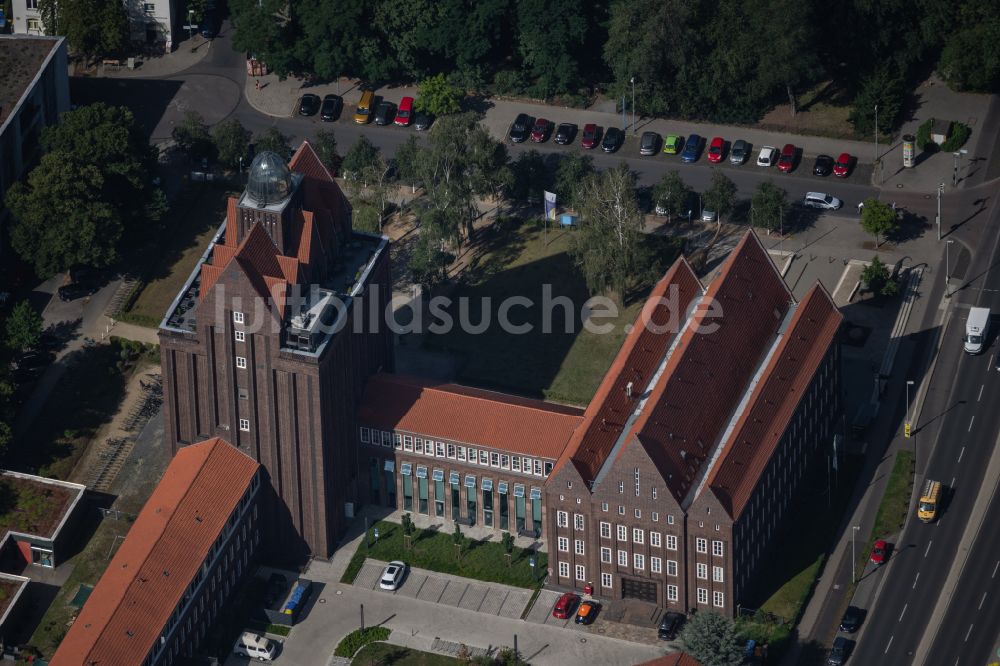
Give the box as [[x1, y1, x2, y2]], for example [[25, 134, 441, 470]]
[[839, 606, 865, 633], [707, 136, 725, 163], [833, 152, 852, 177], [374, 101, 395, 126], [658, 611, 685, 640], [813, 154, 834, 176], [575, 601, 599, 625], [681, 134, 701, 162], [663, 134, 682, 154], [414, 112, 433, 131], [354, 90, 374, 124], [802, 192, 843, 210], [298, 93, 320, 117], [530, 118, 552, 142], [602, 127, 623, 153], [640, 131, 660, 156], [379, 561, 407, 590], [552, 592, 580, 619], [554, 123, 577, 145], [509, 114, 532, 143], [320, 94, 342, 122], [702, 208, 718, 222], [827, 636, 852, 665], [870, 539, 888, 565], [200, 14, 217, 39], [777, 143, 796, 172], [394, 96, 414, 126], [581, 123, 600, 149], [58, 282, 97, 302], [730, 139, 749, 164], [233, 632, 276, 662], [757, 145, 777, 167]]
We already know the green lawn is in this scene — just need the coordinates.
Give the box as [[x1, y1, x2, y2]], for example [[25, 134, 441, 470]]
[[352, 642, 460, 665], [343, 520, 546, 589], [120, 183, 235, 327], [856, 450, 914, 578], [425, 219, 680, 406]]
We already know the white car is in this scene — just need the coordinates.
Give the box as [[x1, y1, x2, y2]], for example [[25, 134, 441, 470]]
[[802, 192, 842, 210], [701, 208, 717, 222], [233, 631, 276, 661], [379, 560, 407, 590], [756, 146, 776, 167]]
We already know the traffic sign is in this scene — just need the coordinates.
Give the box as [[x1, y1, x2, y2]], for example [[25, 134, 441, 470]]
[[904, 422, 911, 438]]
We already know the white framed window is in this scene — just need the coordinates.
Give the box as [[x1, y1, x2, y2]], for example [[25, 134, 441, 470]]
[[650, 532, 661, 548], [403, 435, 413, 451], [575, 565, 586, 581], [601, 547, 612, 563], [651, 511, 659, 522], [490, 452, 500, 467], [533, 459, 543, 475], [501, 454, 510, 469], [234, 330, 245, 342], [634, 508, 641, 519], [575, 540, 585, 555], [666, 534, 678, 551], [457, 446, 466, 461], [633, 554, 644, 570], [618, 481, 624, 493], [558, 537, 569, 552], [393, 433, 402, 449], [601, 502, 609, 512], [633, 528, 644, 544], [468, 447, 477, 464], [360, 427, 370, 443], [602, 573, 613, 589], [667, 584, 678, 602], [635, 467, 640, 496], [414, 438, 424, 454], [652, 487, 658, 500], [617, 525, 627, 541], [27, 18, 42, 31], [382, 432, 392, 447], [667, 560, 678, 577], [557, 511, 569, 528], [511, 456, 520, 471], [651, 557, 662, 574], [618, 505, 625, 515], [559, 562, 569, 578], [233, 311, 244, 324], [600, 522, 611, 539], [667, 514, 675, 525], [713, 540, 724, 557], [239, 418, 250, 432], [713, 591, 724, 608], [618, 550, 628, 566], [480, 450, 489, 465], [574, 514, 584, 531], [436, 442, 445, 457], [696, 538, 708, 554], [522, 457, 531, 472], [697, 563, 708, 579], [235, 356, 247, 369], [713, 566, 724, 583], [697, 587, 708, 605], [448, 443, 456, 459], [143, 2, 155, 12]]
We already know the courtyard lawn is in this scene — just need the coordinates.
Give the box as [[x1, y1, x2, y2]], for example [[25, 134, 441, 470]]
[[343, 520, 546, 589], [426, 219, 680, 406], [352, 642, 461, 665]]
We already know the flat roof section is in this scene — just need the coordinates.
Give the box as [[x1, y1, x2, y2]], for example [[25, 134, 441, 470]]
[[0, 36, 61, 128]]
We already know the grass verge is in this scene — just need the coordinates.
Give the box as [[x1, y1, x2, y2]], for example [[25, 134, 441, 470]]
[[854, 449, 914, 580], [352, 642, 461, 665], [335, 626, 390, 658]]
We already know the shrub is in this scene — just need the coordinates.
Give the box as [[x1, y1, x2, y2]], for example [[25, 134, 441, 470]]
[[941, 122, 971, 152], [333, 626, 390, 658], [915, 118, 934, 151]]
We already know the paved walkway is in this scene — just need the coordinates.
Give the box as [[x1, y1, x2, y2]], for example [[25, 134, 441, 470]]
[[100, 33, 213, 79]]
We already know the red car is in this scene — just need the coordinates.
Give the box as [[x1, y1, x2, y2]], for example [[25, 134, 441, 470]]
[[707, 136, 725, 163], [777, 143, 796, 172], [870, 539, 888, 565], [530, 118, 552, 142], [833, 152, 851, 177], [552, 592, 580, 619], [394, 96, 414, 126], [581, 123, 599, 149]]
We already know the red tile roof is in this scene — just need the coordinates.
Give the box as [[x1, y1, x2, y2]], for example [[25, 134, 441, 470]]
[[708, 283, 842, 517], [358, 374, 584, 459], [52, 439, 259, 666], [628, 231, 793, 503], [554, 259, 703, 483], [225, 196, 239, 247]]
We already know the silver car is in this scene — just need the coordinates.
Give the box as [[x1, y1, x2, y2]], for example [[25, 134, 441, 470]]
[[803, 192, 842, 210], [379, 560, 407, 590], [640, 131, 660, 156], [730, 139, 749, 165]]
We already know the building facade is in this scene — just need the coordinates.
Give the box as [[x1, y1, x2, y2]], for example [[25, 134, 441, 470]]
[[11, 0, 177, 50], [52, 438, 262, 666]]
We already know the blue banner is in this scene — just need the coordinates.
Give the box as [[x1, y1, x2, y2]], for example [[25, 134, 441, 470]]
[[544, 191, 557, 221]]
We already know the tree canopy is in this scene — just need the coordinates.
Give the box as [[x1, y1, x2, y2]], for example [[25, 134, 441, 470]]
[[860, 198, 898, 248], [415, 73, 464, 117], [680, 611, 744, 666], [213, 119, 252, 170], [5, 301, 43, 353], [40, 0, 127, 58], [751, 181, 789, 233]]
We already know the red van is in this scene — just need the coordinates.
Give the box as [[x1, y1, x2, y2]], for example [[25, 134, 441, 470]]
[[394, 97, 414, 126]]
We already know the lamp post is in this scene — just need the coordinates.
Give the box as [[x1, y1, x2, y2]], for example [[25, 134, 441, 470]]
[[187, 9, 194, 39], [946, 239, 955, 297], [852, 525, 860, 583], [953, 149, 969, 187], [937, 183, 944, 241], [906, 379, 914, 431], [630, 77, 636, 133], [874, 104, 879, 184]]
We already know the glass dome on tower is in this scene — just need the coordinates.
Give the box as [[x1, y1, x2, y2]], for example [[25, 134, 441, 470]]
[[245, 151, 292, 206]]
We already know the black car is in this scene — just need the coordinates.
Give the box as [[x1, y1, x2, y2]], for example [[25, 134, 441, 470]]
[[200, 14, 217, 39], [320, 94, 342, 122], [374, 101, 395, 126], [554, 123, 576, 145], [838, 606, 864, 633], [298, 94, 320, 116], [658, 611, 685, 640], [827, 636, 852, 665], [509, 113, 532, 143], [813, 154, 834, 176], [602, 127, 623, 153], [414, 112, 433, 131], [58, 283, 96, 302]]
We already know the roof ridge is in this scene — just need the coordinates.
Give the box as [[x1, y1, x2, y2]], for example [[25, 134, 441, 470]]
[[377, 375, 581, 418]]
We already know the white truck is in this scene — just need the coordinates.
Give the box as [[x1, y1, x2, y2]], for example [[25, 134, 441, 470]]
[[964, 307, 990, 355]]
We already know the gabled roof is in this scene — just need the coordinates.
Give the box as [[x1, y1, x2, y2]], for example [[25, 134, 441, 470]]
[[553, 258, 703, 484], [52, 439, 259, 666], [358, 374, 584, 459], [707, 283, 842, 517]]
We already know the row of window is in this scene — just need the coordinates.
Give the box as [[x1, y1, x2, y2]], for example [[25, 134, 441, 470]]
[[552, 565, 726, 609], [597, 502, 676, 524]]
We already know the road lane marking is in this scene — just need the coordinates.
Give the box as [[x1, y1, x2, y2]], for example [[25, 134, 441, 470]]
[[979, 384, 985, 401], [885, 635, 894, 654], [959, 446, 965, 463], [991, 353, 996, 370], [925, 541, 933, 558], [969, 415, 976, 431], [979, 592, 988, 610], [993, 561, 1000, 578], [899, 603, 908, 621], [914, 572, 920, 588], [965, 624, 974, 642], [952, 477, 957, 487]]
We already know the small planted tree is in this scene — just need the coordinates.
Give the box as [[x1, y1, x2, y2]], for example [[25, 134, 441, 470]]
[[501, 531, 514, 568], [702, 170, 738, 222], [401, 513, 415, 550], [652, 171, 692, 224], [452, 523, 465, 560], [860, 198, 898, 248], [415, 73, 463, 117]]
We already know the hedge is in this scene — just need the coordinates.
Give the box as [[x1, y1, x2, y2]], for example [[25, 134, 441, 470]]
[[334, 626, 391, 658]]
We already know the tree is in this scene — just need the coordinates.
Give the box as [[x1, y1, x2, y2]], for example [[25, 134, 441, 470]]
[[5, 301, 43, 353], [570, 163, 644, 298], [515, 0, 588, 98], [231, 0, 302, 78], [860, 198, 898, 247], [552, 154, 594, 209], [395, 136, 424, 193], [401, 513, 415, 549], [750, 181, 788, 233], [510, 150, 551, 204], [313, 129, 341, 175], [254, 127, 293, 161], [342, 136, 382, 181], [414, 73, 463, 117], [652, 171, 692, 223], [452, 522, 465, 559], [849, 64, 906, 137], [408, 231, 449, 288], [938, 4, 1000, 92], [680, 611, 743, 666], [172, 111, 215, 163], [213, 119, 251, 170], [702, 170, 738, 222], [501, 532, 515, 567], [861, 255, 899, 296], [51, 0, 128, 58]]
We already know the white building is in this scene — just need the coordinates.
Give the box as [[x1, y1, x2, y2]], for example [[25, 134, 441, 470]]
[[10, 0, 177, 52]]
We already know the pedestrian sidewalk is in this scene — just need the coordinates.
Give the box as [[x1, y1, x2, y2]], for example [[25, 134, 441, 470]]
[[100, 34, 212, 79]]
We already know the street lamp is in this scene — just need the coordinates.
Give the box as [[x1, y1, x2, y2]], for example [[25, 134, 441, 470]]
[[852, 525, 860, 583], [874, 104, 879, 184], [905, 379, 915, 431], [946, 239, 955, 297], [630, 77, 636, 133], [937, 183, 944, 241], [953, 149, 969, 187]]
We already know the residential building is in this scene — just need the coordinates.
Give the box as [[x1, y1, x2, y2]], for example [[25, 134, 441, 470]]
[[51, 438, 262, 666], [10, 0, 177, 51], [159, 145, 392, 562]]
